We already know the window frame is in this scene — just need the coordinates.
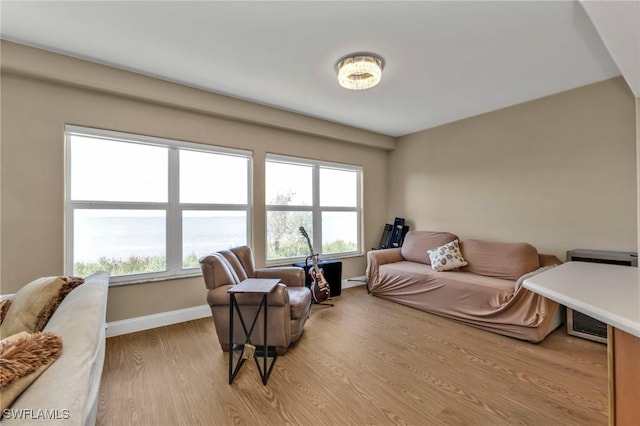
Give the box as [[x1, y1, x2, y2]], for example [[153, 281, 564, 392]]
[[265, 153, 363, 265], [65, 125, 252, 285]]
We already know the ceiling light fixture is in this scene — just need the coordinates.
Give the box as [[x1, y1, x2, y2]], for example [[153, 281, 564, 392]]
[[336, 54, 384, 90]]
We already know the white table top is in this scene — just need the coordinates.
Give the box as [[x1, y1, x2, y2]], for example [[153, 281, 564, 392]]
[[523, 261, 640, 338]]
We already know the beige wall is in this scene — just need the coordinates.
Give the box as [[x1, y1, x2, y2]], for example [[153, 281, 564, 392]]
[[637, 97, 640, 253], [391, 77, 637, 259], [2, 41, 638, 325], [0, 43, 389, 322]]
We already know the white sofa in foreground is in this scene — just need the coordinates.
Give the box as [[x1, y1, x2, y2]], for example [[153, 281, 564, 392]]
[[1, 271, 109, 425]]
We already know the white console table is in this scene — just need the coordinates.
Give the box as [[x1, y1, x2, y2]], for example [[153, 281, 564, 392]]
[[524, 262, 639, 426]]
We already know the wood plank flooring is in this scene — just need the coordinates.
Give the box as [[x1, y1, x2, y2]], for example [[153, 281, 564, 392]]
[[97, 286, 608, 425]]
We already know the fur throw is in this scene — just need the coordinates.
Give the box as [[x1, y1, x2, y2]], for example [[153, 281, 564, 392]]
[[0, 332, 62, 391]]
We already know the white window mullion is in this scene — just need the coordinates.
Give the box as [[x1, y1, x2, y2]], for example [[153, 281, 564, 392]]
[[246, 156, 253, 249], [167, 147, 181, 273], [312, 165, 322, 254], [65, 206, 75, 275], [265, 205, 313, 213], [65, 133, 74, 275], [356, 169, 363, 255]]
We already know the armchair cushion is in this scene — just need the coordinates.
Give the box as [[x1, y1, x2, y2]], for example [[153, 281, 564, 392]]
[[229, 246, 257, 277], [288, 288, 312, 319], [218, 250, 249, 282]]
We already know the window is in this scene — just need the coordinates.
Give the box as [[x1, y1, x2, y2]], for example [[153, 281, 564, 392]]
[[65, 126, 251, 284], [265, 154, 362, 262]]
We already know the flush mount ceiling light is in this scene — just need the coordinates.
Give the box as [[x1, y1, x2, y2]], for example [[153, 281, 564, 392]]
[[336, 54, 384, 90]]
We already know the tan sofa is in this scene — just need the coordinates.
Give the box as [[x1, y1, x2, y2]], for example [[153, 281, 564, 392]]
[[199, 246, 312, 355], [366, 231, 562, 342]]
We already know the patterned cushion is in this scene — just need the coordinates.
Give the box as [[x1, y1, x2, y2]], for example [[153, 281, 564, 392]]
[[401, 231, 459, 265], [427, 239, 468, 272], [0, 276, 84, 338], [0, 300, 11, 324]]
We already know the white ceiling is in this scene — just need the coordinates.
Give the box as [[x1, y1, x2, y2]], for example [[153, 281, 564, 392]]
[[580, 0, 640, 97], [0, 1, 623, 137]]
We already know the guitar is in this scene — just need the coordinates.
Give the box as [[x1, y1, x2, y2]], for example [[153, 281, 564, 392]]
[[299, 226, 330, 303]]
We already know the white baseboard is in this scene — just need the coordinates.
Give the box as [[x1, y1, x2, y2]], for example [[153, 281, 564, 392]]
[[106, 304, 210, 338], [107, 278, 368, 338]]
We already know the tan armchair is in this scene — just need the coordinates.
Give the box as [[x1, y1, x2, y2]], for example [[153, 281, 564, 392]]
[[199, 246, 311, 355]]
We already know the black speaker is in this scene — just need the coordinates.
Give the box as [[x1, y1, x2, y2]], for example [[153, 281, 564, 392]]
[[292, 259, 342, 297]]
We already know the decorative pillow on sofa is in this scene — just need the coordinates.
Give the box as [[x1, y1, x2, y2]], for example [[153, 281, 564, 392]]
[[0, 299, 11, 324], [0, 331, 63, 411], [427, 239, 468, 272], [401, 231, 459, 265], [0, 276, 85, 338]]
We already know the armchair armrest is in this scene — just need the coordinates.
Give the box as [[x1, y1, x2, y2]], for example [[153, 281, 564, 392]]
[[208, 284, 290, 307], [256, 267, 306, 287]]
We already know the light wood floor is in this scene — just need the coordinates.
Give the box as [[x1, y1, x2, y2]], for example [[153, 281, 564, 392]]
[[97, 285, 608, 425]]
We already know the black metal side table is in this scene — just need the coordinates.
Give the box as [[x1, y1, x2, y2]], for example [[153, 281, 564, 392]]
[[227, 278, 280, 385]]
